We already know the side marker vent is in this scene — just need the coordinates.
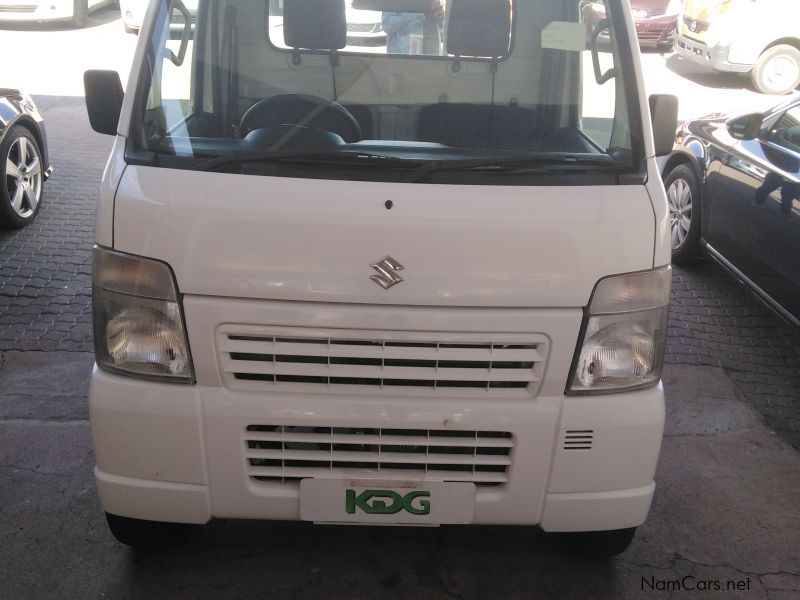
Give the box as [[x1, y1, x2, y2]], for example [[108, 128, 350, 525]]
[[563, 430, 594, 450]]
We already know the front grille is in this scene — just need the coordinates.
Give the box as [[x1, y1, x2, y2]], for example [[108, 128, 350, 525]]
[[347, 23, 381, 34], [246, 425, 513, 486], [218, 326, 547, 397], [638, 29, 670, 41]]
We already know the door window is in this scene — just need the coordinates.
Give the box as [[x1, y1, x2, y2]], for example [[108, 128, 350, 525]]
[[767, 105, 800, 154]]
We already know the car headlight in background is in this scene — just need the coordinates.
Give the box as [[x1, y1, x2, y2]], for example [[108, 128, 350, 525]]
[[568, 267, 671, 394], [93, 246, 195, 383]]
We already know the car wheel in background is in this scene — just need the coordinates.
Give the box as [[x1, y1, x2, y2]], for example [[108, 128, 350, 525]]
[[0, 126, 44, 230], [665, 164, 701, 265], [750, 44, 800, 96], [70, 0, 89, 28]]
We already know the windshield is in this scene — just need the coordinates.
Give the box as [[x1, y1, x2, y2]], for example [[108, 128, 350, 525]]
[[132, 0, 642, 184]]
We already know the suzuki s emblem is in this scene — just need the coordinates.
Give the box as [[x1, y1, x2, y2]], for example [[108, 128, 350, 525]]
[[689, 20, 698, 32], [370, 256, 405, 289]]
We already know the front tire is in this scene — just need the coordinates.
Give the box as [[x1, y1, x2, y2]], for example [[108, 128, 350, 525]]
[[665, 164, 702, 265], [561, 527, 637, 557], [69, 0, 89, 28], [750, 44, 800, 95], [105, 513, 191, 550], [0, 126, 44, 230]]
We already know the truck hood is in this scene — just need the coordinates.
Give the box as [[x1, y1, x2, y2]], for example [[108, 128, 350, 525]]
[[112, 167, 656, 308]]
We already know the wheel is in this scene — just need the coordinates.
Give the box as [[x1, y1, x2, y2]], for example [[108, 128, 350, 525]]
[[750, 44, 800, 95], [105, 513, 191, 550], [0, 126, 44, 230], [560, 527, 637, 557], [665, 163, 701, 265], [69, 0, 89, 28]]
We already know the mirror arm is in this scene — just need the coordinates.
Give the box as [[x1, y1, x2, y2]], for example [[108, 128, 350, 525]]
[[590, 19, 616, 85], [164, 0, 192, 66]]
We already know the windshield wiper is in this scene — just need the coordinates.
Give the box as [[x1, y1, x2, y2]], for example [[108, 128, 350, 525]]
[[190, 148, 629, 178], [192, 149, 422, 172], [407, 154, 630, 182]]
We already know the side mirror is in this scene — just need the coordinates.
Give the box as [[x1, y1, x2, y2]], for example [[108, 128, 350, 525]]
[[726, 113, 763, 141], [649, 94, 679, 157], [84, 70, 124, 136]]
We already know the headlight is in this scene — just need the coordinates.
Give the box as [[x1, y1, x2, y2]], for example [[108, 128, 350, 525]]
[[93, 246, 195, 383], [568, 267, 670, 394]]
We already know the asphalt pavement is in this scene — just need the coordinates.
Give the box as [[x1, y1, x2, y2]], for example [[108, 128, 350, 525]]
[[1, 8, 800, 599]]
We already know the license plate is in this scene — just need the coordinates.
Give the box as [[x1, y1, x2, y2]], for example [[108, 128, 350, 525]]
[[299, 478, 476, 525]]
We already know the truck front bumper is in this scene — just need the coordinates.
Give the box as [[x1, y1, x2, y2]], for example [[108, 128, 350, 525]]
[[90, 368, 664, 532], [675, 35, 751, 73]]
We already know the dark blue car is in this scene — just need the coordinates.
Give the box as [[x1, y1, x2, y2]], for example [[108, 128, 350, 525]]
[[663, 95, 800, 329]]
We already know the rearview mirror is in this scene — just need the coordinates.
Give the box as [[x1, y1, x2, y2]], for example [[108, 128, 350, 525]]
[[84, 70, 124, 137], [726, 113, 763, 141], [649, 94, 679, 157]]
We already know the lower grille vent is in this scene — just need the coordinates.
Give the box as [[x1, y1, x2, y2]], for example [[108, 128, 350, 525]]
[[563, 430, 594, 450], [245, 425, 513, 487]]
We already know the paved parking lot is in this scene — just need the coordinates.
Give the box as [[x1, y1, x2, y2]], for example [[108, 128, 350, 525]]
[[1, 7, 799, 599]]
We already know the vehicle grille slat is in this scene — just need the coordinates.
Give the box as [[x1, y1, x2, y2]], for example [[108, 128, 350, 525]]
[[223, 357, 538, 383], [0, 6, 37, 12], [245, 430, 514, 448], [244, 425, 513, 487], [246, 448, 512, 466], [220, 338, 543, 363], [248, 466, 509, 484]]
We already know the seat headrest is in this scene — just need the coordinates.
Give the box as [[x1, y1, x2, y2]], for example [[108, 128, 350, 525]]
[[446, 0, 512, 58], [284, 0, 347, 50]]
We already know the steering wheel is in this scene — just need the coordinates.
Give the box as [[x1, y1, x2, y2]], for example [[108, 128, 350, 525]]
[[239, 94, 362, 142]]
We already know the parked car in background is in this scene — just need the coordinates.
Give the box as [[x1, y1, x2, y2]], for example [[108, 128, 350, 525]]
[[675, 0, 800, 95], [663, 95, 800, 329], [582, 0, 680, 52], [0, 0, 116, 28], [345, 0, 385, 47], [0, 88, 51, 229], [118, 0, 145, 31]]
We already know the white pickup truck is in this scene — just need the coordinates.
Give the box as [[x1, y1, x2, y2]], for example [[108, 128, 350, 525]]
[[83, 0, 677, 557]]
